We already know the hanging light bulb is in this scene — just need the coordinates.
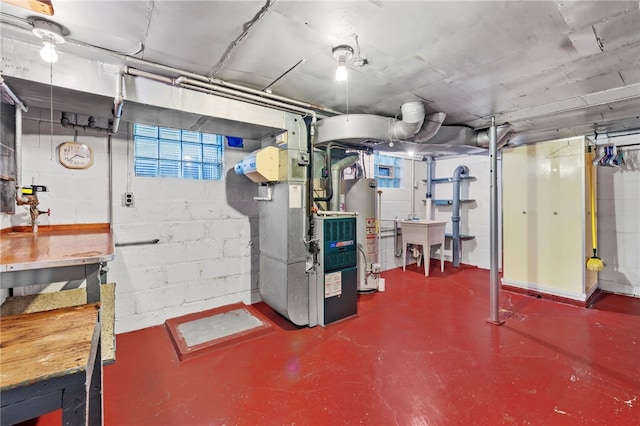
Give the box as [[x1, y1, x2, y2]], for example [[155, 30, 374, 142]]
[[335, 57, 348, 81], [332, 45, 353, 83], [32, 19, 65, 63], [40, 41, 58, 63]]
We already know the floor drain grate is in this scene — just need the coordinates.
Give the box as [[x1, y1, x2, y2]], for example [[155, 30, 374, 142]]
[[500, 309, 527, 321]]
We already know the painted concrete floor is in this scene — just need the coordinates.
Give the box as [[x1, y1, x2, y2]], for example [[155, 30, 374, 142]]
[[26, 263, 640, 425]]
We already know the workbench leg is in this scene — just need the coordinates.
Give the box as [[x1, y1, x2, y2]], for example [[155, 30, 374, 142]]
[[85, 264, 101, 303], [87, 331, 103, 425], [61, 382, 87, 426]]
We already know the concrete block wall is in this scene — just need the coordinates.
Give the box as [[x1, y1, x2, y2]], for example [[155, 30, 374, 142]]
[[110, 128, 260, 333], [375, 157, 427, 272], [3, 107, 260, 333], [596, 135, 640, 297], [1, 109, 109, 229]]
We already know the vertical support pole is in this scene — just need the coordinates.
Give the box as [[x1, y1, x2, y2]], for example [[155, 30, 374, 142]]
[[488, 116, 504, 325]]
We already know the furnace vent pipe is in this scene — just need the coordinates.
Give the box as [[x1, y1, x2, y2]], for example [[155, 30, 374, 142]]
[[392, 102, 425, 139], [452, 165, 469, 267], [329, 153, 359, 211]]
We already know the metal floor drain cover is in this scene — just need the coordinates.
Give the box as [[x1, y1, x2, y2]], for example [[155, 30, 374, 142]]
[[177, 308, 264, 348]]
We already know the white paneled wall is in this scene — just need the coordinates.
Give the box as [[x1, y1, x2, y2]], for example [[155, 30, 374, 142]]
[[596, 135, 640, 297]]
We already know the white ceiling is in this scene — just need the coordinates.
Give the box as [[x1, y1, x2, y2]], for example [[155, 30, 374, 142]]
[[1, 0, 639, 145]]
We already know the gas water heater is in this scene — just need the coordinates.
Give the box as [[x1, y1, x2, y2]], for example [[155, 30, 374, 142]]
[[344, 178, 380, 292]]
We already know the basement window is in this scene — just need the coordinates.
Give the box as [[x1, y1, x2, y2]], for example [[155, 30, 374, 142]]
[[133, 123, 224, 180], [374, 153, 401, 188]]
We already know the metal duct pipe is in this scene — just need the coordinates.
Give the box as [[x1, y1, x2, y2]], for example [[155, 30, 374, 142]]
[[422, 124, 511, 148], [488, 116, 502, 325], [424, 156, 434, 220], [329, 153, 359, 211], [413, 112, 447, 143], [476, 125, 512, 148], [111, 72, 124, 134], [316, 102, 427, 144], [452, 165, 469, 267], [392, 102, 425, 139]]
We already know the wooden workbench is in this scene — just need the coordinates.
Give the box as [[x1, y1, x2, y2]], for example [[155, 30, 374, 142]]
[[0, 303, 102, 425], [0, 224, 114, 302]]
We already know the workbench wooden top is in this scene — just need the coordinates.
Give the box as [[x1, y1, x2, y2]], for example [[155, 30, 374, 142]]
[[0, 303, 101, 391], [0, 224, 114, 272]]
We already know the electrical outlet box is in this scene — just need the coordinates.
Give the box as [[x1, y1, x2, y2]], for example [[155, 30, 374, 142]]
[[297, 152, 310, 166], [123, 192, 134, 207]]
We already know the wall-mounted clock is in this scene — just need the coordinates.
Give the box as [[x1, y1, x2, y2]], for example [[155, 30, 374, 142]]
[[57, 141, 94, 169]]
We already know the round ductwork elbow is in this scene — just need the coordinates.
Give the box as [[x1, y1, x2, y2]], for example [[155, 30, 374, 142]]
[[391, 102, 426, 139]]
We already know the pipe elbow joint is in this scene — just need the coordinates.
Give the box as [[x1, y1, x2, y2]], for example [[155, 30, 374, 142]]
[[60, 112, 72, 128], [452, 165, 469, 181], [173, 76, 188, 86]]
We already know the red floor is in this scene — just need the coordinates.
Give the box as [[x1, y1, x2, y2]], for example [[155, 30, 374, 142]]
[[26, 263, 640, 425]]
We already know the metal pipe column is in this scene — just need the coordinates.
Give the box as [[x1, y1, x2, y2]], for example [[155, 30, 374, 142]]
[[488, 116, 503, 325], [410, 159, 416, 218], [451, 165, 469, 267], [425, 156, 434, 220]]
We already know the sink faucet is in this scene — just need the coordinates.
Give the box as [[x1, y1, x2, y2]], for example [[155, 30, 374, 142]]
[[16, 186, 50, 233]]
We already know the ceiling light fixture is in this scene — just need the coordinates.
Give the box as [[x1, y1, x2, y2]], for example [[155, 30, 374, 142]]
[[32, 19, 65, 63], [332, 45, 353, 82]]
